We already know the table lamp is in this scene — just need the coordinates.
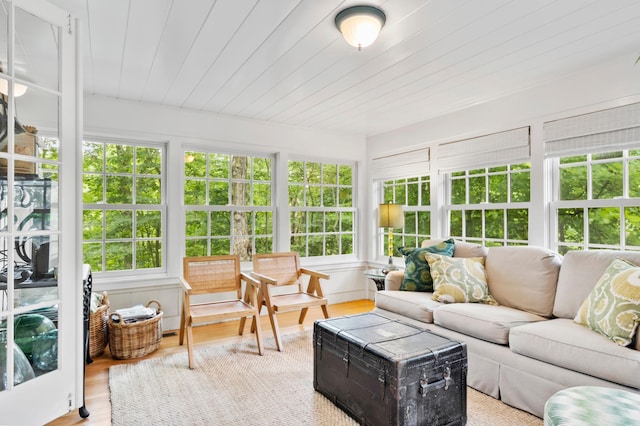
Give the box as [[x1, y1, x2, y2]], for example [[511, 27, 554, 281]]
[[379, 203, 404, 272]]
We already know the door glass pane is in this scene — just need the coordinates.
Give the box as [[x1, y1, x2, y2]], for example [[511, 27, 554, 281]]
[[15, 7, 59, 92]]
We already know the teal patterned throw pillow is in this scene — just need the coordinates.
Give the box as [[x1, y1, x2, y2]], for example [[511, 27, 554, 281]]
[[398, 239, 455, 292]]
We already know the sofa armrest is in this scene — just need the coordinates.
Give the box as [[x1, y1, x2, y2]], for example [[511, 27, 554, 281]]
[[384, 270, 404, 291], [635, 329, 640, 351]]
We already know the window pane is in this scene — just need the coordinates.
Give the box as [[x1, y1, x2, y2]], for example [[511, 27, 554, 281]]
[[184, 179, 206, 205], [404, 211, 416, 234], [339, 187, 352, 207], [136, 210, 161, 238], [339, 165, 352, 185], [451, 178, 465, 204], [507, 209, 528, 240], [469, 176, 485, 204], [407, 181, 419, 206], [341, 234, 353, 255], [341, 212, 353, 232], [420, 177, 430, 206], [185, 239, 207, 257], [306, 186, 321, 207], [309, 212, 323, 233], [136, 241, 161, 269], [231, 182, 249, 206], [255, 211, 272, 234], [186, 211, 208, 236], [306, 163, 320, 184], [450, 210, 462, 237], [625, 207, 640, 246], [253, 157, 271, 180], [253, 183, 271, 206], [136, 177, 161, 204], [560, 165, 587, 200], [289, 184, 304, 206], [326, 212, 338, 233], [255, 237, 272, 254], [105, 242, 132, 271], [326, 234, 339, 255], [323, 187, 336, 207], [308, 235, 323, 256], [211, 211, 231, 235], [136, 147, 161, 175], [83, 242, 103, 273], [488, 174, 507, 203], [465, 210, 482, 238], [106, 144, 133, 173], [83, 142, 103, 172], [83, 210, 103, 240], [185, 152, 206, 177], [209, 154, 229, 178], [589, 207, 620, 245], [558, 208, 584, 244], [211, 238, 230, 255], [592, 161, 622, 199], [106, 176, 133, 204], [83, 174, 103, 203], [323, 164, 337, 184], [291, 235, 306, 254], [105, 210, 132, 239], [290, 211, 306, 234], [485, 209, 503, 239], [511, 171, 530, 202], [289, 161, 304, 182], [417, 211, 430, 235], [630, 159, 640, 198]]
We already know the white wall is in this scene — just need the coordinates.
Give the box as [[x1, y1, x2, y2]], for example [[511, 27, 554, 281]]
[[367, 52, 640, 248], [81, 94, 375, 330]]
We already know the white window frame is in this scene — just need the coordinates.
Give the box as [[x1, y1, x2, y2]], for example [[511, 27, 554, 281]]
[[82, 138, 167, 277]]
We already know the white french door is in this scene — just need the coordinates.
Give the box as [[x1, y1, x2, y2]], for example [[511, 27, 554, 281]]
[[0, 0, 80, 424]]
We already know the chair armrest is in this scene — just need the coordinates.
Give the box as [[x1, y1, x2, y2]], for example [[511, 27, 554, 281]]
[[241, 272, 261, 290], [179, 276, 192, 292], [384, 270, 404, 291], [300, 268, 330, 280], [250, 271, 278, 285]]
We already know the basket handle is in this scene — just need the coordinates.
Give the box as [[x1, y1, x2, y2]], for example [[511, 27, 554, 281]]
[[109, 312, 125, 327], [146, 299, 162, 314]]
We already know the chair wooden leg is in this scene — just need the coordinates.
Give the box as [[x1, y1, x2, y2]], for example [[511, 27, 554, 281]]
[[298, 307, 309, 324], [267, 307, 282, 351], [238, 316, 247, 335], [179, 305, 186, 345], [321, 304, 329, 318], [253, 314, 264, 355], [186, 321, 195, 369]]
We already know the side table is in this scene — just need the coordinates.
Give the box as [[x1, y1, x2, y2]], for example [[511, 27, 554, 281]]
[[364, 269, 387, 291]]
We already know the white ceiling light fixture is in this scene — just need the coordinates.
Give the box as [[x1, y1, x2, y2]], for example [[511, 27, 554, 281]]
[[0, 79, 28, 97], [335, 5, 386, 50]]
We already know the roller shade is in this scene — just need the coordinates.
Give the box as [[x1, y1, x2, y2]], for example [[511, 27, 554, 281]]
[[545, 102, 640, 157], [371, 147, 429, 180], [437, 127, 530, 171]]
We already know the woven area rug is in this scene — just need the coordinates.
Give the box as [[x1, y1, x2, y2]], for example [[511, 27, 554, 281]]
[[109, 331, 542, 425]]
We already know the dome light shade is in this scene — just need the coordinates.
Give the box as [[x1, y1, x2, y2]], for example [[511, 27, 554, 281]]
[[0, 78, 27, 97], [335, 5, 386, 50]]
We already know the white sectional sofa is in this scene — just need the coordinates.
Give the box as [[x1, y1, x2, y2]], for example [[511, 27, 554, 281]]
[[373, 240, 640, 418]]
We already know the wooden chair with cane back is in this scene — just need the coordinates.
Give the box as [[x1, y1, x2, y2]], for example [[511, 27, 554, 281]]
[[180, 254, 263, 368], [251, 252, 329, 351]]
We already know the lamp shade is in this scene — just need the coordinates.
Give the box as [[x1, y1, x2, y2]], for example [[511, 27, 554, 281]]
[[335, 5, 386, 49], [0, 79, 27, 97], [378, 203, 404, 228]]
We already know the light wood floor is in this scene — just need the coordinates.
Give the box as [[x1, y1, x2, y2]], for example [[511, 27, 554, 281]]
[[47, 299, 374, 426]]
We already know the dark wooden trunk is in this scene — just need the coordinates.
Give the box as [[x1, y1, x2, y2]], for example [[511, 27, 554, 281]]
[[314, 313, 467, 426]]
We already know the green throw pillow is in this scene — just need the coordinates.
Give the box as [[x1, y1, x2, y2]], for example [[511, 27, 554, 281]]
[[426, 254, 497, 305], [398, 239, 455, 292], [574, 258, 640, 346]]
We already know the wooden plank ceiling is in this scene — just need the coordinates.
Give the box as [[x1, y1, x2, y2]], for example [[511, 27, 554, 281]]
[[40, 0, 640, 136]]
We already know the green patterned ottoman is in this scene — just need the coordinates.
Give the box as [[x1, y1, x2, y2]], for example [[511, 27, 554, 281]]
[[544, 386, 640, 425]]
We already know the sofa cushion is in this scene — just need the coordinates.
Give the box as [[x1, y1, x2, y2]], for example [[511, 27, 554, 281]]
[[398, 239, 455, 292], [554, 250, 640, 319], [420, 239, 488, 258], [509, 318, 640, 389], [485, 246, 561, 317], [433, 304, 546, 345], [427, 254, 497, 305], [574, 258, 640, 346], [374, 290, 441, 323]]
